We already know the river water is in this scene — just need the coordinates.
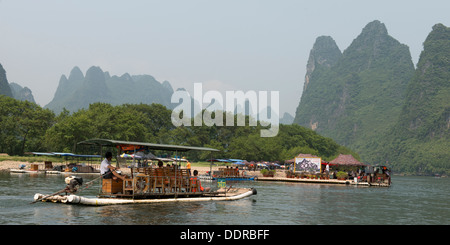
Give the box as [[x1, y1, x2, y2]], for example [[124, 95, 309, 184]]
[[0, 171, 448, 225]]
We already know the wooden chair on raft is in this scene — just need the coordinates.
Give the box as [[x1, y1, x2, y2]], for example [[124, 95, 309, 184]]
[[120, 167, 195, 195]]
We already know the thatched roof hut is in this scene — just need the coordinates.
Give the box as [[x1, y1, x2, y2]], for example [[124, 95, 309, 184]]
[[329, 154, 365, 166]]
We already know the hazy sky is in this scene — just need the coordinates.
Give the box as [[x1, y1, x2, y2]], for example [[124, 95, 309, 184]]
[[1, 0, 449, 116]]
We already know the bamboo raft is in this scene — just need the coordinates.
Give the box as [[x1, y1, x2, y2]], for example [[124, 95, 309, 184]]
[[33, 166, 257, 206], [30, 139, 261, 206], [33, 187, 256, 206]]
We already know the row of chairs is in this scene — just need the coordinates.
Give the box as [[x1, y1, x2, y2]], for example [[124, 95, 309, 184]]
[[123, 167, 200, 195], [218, 167, 240, 177]]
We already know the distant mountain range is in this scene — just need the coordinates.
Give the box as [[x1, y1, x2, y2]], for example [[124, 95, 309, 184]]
[[0, 63, 36, 103], [44, 66, 175, 114], [0, 63, 296, 123], [294, 20, 449, 174]]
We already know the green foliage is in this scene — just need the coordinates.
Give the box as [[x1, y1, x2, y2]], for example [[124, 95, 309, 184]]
[[377, 23, 450, 175], [295, 22, 450, 175], [260, 168, 275, 176], [294, 21, 450, 174], [0, 96, 356, 162], [336, 171, 348, 179], [0, 95, 55, 155], [295, 21, 415, 156]]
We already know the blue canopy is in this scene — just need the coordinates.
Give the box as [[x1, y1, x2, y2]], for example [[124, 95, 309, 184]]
[[228, 159, 244, 162], [217, 159, 231, 162], [232, 161, 246, 165], [30, 152, 101, 158], [31, 152, 55, 156]]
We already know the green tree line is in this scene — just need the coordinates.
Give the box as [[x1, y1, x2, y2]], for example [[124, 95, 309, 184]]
[[0, 95, 356, 162]]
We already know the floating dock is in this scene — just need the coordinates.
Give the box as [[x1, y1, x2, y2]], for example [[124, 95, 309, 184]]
[[257, 177, 390, 187]]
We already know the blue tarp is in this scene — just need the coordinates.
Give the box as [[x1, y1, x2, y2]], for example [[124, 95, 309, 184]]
[[31, 152, 101, 158], [31, 152, 55, 156], [228, 159, 244, 162], [232, 161, 246, 165]]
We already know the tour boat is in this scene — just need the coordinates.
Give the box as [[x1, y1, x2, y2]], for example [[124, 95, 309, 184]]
[[33, 139, 257, 205]]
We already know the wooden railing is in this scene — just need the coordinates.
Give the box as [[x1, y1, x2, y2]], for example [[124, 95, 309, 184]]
[[217, 167, 240, 177], [120, 167, 203, 196]]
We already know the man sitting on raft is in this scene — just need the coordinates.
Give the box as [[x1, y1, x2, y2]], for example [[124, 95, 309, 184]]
[[100, 152, 126, 181], [191, 170, 211, 192]]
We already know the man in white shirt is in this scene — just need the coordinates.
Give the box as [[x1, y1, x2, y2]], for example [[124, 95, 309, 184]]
[[101, 152, 124, 180]]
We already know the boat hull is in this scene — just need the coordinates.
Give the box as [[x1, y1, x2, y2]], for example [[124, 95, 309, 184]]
[[10, 169, 44, 174], [10, 169, 99, 175], [33, 188, 256, 206], [212, 177, 256, 181]]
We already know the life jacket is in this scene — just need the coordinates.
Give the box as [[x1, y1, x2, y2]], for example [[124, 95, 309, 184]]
[[190, 177, 204, 192]]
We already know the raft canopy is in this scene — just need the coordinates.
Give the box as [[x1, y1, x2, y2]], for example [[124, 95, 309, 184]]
[[29, 152, 101, 158], [77, 138, 220, 152]]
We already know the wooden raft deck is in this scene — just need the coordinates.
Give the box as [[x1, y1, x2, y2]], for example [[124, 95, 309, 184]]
[[257, 177, 390, 187]]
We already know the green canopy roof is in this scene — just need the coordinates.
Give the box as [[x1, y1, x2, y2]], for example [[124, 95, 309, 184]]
[[77, 138, 220, 152]]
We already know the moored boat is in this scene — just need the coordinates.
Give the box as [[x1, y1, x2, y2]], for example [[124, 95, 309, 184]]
[[211, 167, 257, 181], [10, 163, 45, 174], [9, 152, 101, 174], [33, 139, 256, 205], [10, 169, 44, 174]]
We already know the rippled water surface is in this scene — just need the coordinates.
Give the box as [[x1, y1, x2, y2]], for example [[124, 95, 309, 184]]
[[0, 172, 448, 225]]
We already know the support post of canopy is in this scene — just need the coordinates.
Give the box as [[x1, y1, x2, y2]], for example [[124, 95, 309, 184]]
[[116, 145, 121, 169], [133, 145, 136, 167], [209, 152, 213, 190], [175, 150, 178, 195]]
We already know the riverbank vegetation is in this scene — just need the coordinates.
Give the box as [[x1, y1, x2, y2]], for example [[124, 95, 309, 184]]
[[0, 95, 356, 164]]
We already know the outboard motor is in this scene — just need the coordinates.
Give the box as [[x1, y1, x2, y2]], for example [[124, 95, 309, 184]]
[[64, 176, 83, 194]]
